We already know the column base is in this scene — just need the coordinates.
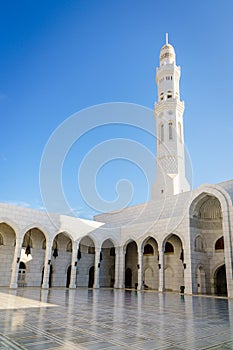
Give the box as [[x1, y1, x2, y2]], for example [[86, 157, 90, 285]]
[[10, 283, 18, 289]]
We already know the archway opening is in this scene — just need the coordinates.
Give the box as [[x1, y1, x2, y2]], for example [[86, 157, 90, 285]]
[[0, 223, 16, 286], [18, 262, 26, 287], [215, 265, 227, 296], [88, 266, 94, 288], [125, 241, 138, 289], [77, 236, 95, 287], [125, 267, 132, 288], [142, 237, 158, 290], [51, 232, 73, 287], [164, 234, 184, 292], [100, 239, 115, 288], [66, 265, 72, 288], [190, 193, 224, 295]]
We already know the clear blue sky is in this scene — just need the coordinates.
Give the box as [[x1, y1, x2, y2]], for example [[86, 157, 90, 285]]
[[1, 0, 233, 219]]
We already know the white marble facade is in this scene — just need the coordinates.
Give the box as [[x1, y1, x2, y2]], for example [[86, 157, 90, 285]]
[[1, 38, 233, 297]]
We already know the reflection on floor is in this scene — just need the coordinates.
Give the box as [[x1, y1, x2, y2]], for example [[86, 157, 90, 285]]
[[0, 288, 232, 349]]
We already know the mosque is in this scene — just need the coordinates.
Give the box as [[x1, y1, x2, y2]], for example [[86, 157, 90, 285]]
[[1, 36, 233, 297]]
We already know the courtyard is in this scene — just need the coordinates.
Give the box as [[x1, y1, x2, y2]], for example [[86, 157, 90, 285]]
[[0, 289, 232, 349]]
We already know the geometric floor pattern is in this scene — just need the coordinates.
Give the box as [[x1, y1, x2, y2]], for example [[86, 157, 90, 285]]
[[0, 288, 233, 349]]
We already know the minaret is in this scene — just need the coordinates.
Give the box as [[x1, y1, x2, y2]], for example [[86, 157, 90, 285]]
[[152, 34, 190, 199]]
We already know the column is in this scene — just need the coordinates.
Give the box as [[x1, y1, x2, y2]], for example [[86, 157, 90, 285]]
[[118, 246, 125, 288], [114, 246, 120, 288], [69, 240, 79, 288], [10, 236, 23, 288], [137, 248, 144, 290], [42, 240, 52, 289], [93, 247, 101, 289], [158, 243, 165, 292]]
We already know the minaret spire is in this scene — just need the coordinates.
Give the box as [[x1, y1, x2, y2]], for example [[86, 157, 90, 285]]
[[166, 32, 168, 45]]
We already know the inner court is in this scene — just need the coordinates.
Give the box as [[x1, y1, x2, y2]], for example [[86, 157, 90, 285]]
[[0, 288, 232, 350]]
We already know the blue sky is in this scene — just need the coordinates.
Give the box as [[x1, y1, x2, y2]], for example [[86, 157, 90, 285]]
[[1, 0, 233, 219]]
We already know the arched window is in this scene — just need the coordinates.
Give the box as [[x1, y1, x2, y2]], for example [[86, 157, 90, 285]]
[[168, 121, 173, 140], [167, 90, 172, 99], [164, 242, 174, 253], [215, 237, 224, 250], [160, 123, 164, 143], [110, 247, 115, 256], [143, 244, 154, 255]]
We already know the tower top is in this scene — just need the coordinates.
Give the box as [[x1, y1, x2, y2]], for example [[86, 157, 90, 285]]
[[159, 34, 176, 66]]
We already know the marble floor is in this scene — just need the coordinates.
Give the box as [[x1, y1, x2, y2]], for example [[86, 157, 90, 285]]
[[0, 288, 232, 350]]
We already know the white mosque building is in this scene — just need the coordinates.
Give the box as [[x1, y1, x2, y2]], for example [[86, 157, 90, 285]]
[[1, 37, 233, 297]]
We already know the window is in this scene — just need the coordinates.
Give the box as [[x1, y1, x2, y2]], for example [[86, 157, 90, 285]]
[[164, 242, 174, 253], [160, 92, 164, 101], [169, 122, 173, 140], [143, 244, 154, 255], [167, 90, 172, 99], [160, 124, 164, 143], [215, 237, 224, 250]]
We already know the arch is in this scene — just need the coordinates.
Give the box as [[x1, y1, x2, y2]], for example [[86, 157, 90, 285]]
[[163, 234, 184, 292], [21, 224, 49, 246], [164, 242, 174, 253], [189, 186, 232, 219], [100, 238, 115, 288], [144, 244, 154, 255], [125, 240, 138, 289], [160, 123, 164, 143], [0, 219, 19, 238], [215, 236, 224, 250]]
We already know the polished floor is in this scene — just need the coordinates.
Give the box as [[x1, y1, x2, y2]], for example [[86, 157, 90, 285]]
[[0, 288, 232, 349]]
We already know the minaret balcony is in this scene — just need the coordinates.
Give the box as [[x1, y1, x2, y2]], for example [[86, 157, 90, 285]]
[[154, 99, 184, 115]]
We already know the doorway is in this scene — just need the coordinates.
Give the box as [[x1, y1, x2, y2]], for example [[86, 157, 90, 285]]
[[215, 265, 227, 296], [88, 266, 94, 288], [125, 267, 132, 288]]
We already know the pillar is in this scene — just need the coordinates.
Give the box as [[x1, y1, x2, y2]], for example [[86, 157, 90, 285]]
[[118, 246, 125, 288], [42, 240, 52, 289], [137, 248, 144, 290], [69, 240, 79, 288], [93, 247, 101, 289], [114, 246, 120, 288], [158, 243, 165, 292], [10, 236, 23, 288]]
